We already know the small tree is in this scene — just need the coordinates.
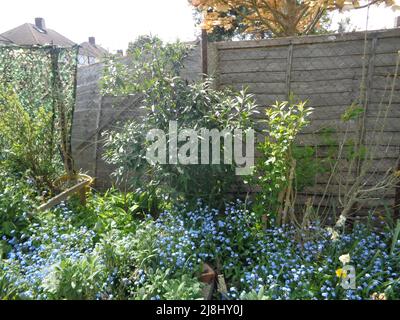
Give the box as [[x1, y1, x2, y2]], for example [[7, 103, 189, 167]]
[[191, 0, 398, 38]]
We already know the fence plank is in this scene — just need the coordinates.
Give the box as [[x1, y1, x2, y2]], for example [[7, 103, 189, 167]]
[[220, 59, 287, 73]]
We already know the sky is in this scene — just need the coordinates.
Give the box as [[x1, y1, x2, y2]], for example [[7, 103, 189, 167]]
[[0, 0, 399, 53], [330, 3, 399, 32], [0, 0, 198, 52]]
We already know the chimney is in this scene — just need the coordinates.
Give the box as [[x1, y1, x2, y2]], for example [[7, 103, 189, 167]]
[[35, 17, 46, 31], [89, 37, 96, 46], [396, 16, 400, 28]]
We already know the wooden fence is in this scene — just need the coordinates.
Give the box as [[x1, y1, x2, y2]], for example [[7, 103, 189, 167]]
[[72, 29, 400, 216], [206, 28, 400, 216]]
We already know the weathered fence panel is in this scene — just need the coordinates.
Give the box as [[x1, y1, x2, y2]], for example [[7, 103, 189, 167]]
[[72, 29, 400, 216], [209, 29, 400, 216]]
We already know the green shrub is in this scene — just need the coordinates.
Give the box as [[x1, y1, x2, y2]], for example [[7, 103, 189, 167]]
[[43, 254, 107, 300], [253, 99, 314, 224], [0, 86, 60, 191], [0, 171, 39, 257], [66, 189, 139, 234], [134, 269, 203, 300], [102, 37, 258, 209], [0, 261, 23, 300], [101, 36, 187, 97]]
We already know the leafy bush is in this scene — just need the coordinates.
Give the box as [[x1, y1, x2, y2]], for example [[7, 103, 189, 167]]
[[101, 36, 187, 97], [0, 86, 60, 191], [68, 189, 139, 234], [127, 35, 170, 59], [253, 99, 314, 224], [0, 170, 39, 258], [0, 261, 21, 300], [43, 254, 107, 300], [102, 37, 258, 209], [134, 269, 203, 300]]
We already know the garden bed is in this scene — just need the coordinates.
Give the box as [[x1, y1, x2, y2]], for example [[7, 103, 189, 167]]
[[1, 196, 399, 300]]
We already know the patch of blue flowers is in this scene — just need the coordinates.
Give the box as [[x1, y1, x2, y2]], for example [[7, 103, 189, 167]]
[[151, 201, 400, 300], [1, 202, 98, 299], [1, 199, 399, 300]]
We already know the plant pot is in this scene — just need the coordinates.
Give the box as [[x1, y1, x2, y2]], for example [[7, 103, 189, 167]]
[[37, 173, 94, 212], [53, 173, 93, 189]]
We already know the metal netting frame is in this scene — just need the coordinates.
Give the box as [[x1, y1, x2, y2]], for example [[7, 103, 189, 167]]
[[0, 44, 79, 175]]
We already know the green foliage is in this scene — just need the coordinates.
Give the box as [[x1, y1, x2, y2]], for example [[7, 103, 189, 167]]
[[0, 261, 21, 300], [383, 278, 400, 300], [2, 38, 398, 302], [292, 146, 325, 192], [1, 192, 399, 300], [0, 86, 60, 189], [0, 171, 38, 254], [341, 103, 365, 122], [391, 220, 400, 256], [253, 99, 313, 219], [75, 190, 139, 234], [94, 230, 139, 299], [101, 36, 188, 96], [127, 35, 163, 55], [43, 254, 107, 300], [135, 269, 203, 300], [94, 222, 204, 300], [238, 286, 270, 300], [0, 46, 77, 116]]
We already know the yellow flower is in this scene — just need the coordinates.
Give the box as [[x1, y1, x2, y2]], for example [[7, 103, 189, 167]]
[[371, 292, 387, 300], [335, 268, 347, 279], [339, 254, 351, 265]]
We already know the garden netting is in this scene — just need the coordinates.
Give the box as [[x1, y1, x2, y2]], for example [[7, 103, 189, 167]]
[[0, 45, 79, 173]]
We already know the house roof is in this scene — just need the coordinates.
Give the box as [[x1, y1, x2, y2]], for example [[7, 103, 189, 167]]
[[79, 41, 108, 59], [0, 34, 12, 44], [0, 23, 75, 47]]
